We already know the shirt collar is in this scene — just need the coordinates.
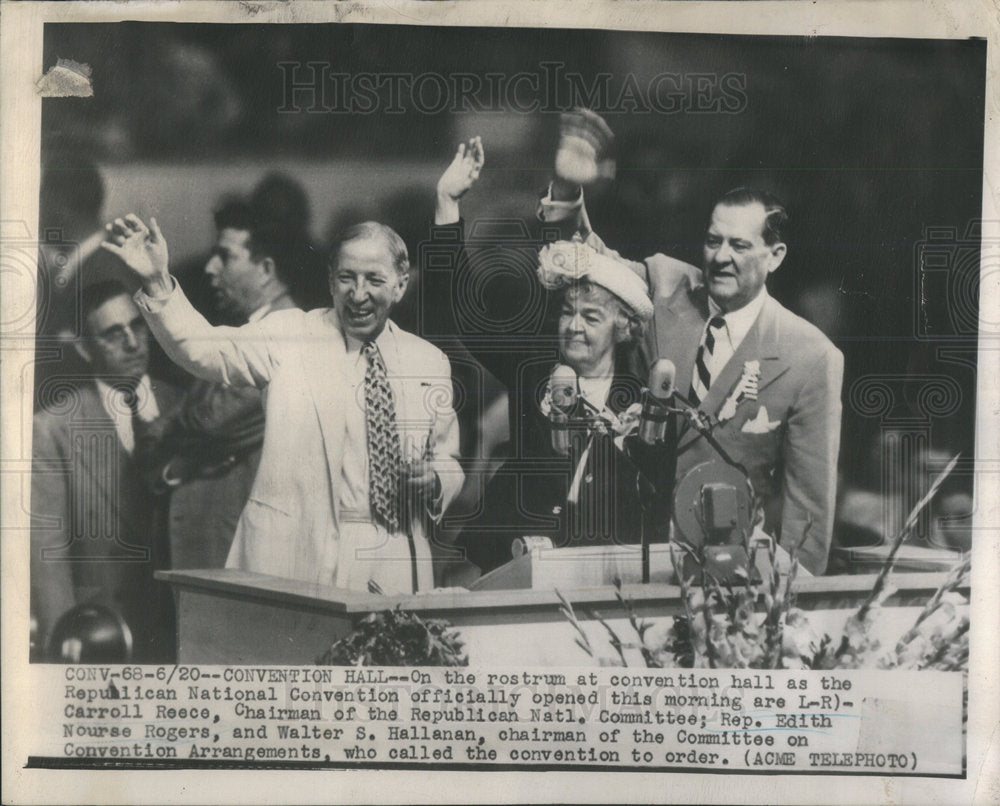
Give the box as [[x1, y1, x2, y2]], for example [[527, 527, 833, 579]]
[[247, 292, 293, 323], [94, 374, 158, 420], [344, 320, 397, 364], [707, 288, 768, 346], [577, 374, 614, 411]]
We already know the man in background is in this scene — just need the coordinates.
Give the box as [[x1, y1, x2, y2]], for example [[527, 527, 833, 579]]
[[31, 281, 182, 662]]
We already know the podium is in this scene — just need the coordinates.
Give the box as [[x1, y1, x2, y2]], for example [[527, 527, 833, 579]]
[[471, 543, 679, 591], [157, 567, 962, 667]]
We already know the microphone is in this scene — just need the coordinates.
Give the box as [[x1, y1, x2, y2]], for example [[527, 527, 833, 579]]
[[638, 359, 676, 445], [548, 364, 578, 455]]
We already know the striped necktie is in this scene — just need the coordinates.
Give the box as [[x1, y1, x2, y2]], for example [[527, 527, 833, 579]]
[[363, 341, 403, 531], [689, 316, 727, 407]]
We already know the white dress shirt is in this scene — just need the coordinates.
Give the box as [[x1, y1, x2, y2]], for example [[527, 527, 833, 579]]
[[94, 374, 160, 454], [577, 374, 613, 414], [336, 326, 429, 593], [339, 331, 383, 522], [702, 289, 768, 381]]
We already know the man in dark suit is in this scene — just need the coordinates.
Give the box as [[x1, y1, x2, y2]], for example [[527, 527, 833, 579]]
[[31, 281, 182, 661], [542, 112, 843, 575]]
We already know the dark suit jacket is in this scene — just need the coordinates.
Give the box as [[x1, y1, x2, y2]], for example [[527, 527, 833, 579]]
[[31, 378, 183, 661], [421, 223, 650, 572], [643, 255, 844, 574]]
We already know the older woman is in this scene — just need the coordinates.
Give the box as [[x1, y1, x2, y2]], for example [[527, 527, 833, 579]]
[[427, 139, 656, 573]]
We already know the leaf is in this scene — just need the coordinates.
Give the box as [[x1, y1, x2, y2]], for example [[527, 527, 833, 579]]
[[317, 606, 467, 666], [856, 453, 960, 622]]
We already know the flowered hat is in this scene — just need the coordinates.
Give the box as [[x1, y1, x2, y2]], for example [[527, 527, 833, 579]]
[[537, 239, 653, 321]]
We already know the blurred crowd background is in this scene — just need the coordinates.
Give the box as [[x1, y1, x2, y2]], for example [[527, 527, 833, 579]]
[[35, 22, 984, 586]]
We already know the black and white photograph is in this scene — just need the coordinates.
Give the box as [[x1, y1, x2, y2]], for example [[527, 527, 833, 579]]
[[2, 1, 997, 804]]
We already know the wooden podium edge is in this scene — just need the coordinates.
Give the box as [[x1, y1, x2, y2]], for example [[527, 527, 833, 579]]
[[158, 568, 962, 616]]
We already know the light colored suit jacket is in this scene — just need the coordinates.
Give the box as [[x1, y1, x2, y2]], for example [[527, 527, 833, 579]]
[[136, 283, 463, 591], [159, 294, 298, 570], [643, 255, 844, 575], [538, 188, 844, 574]]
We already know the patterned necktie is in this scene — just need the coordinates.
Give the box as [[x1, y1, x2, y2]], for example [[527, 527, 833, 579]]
[[689, 316, 727, 407], [362, 341, 402, 531]]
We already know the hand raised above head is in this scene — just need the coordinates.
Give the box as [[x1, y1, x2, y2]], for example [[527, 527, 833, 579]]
[[101, 214, 172, 296], [555, 108, 615, 187], [437, 136, 485, 203]]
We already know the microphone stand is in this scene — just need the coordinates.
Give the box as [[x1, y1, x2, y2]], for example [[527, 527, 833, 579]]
[[666, 395, 749, 478], [625, 394, 752, 584], [665, 394, 765, 585], [566, 395, 689, 585], [625, 408, 678, 585]]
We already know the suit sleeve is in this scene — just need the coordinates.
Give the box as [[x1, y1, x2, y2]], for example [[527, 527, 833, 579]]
[[426, 350, 464, 522], [422, 221, 536, 388], [134, 280, 285, 389], [134, 381, 265, 490], [30, 416, 76, 648], [536, 183, 594, 241], [174, 383, 265, 447], [780, 344, 844, 575], [537, 183, 655, 289]]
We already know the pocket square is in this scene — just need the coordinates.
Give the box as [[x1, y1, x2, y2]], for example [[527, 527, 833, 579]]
[[741, 406, 781, 434]]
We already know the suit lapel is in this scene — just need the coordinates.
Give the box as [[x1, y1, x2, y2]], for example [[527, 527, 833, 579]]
[[302, 310, 349, 514], [380, 321, 435, 461], [380, 321, 407, 424], [678, 295, 789, 450], [650, 283, 708, 399], [743, 296, 789, 397], [71, 384, 145, 537]]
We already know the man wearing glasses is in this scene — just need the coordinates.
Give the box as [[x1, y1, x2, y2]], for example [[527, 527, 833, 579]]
[[30, 280, 182, 661]]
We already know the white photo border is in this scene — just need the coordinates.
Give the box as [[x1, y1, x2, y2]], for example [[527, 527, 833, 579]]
[[2, 2, 997, 804]]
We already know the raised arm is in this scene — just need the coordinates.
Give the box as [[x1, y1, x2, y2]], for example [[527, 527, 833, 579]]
[[537, 108, 615, 241], [434, 136, 484, 226], [428, 138, 533, 385], [103, 215, 282, 388]]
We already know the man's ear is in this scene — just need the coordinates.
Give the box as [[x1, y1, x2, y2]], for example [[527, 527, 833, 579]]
[[768, 242, 787, 273], [394, 271, 410, 301], [259, 255, 277, 281], [74, 339, 93, 365]]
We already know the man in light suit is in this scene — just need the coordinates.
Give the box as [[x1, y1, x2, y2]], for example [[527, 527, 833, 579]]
[[542, 114, 843, 574], [32, 281, 182, 661], [137, 198, 305, 570], [104, 214, 463, 594]]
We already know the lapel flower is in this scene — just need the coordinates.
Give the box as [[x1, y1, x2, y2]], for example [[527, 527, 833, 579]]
[[717, 360, 761, 423], [607, 401, 643, 450]]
